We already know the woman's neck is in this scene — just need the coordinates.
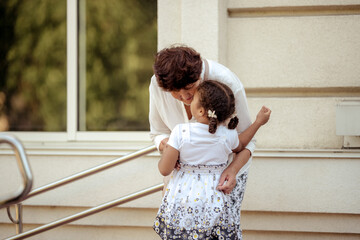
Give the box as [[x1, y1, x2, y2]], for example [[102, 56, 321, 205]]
[[184, 104, 192, 120]]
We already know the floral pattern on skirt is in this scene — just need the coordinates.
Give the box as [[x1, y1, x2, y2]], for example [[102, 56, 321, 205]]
[[153, 163, 240, 240], [229, 170, 248, 240]]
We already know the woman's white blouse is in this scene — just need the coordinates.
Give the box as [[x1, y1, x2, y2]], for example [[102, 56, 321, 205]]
[[149, 59, 256, 173]]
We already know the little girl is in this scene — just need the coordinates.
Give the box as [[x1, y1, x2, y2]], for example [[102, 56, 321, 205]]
[[153, 80, 271, 239]]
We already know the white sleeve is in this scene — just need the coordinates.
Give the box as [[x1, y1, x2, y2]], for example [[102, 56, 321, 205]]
[[167, 124, 181, 150], [149, 76, 171, 150], [234, 89, 256, 155], [208, 60, 256, 154], [230, 129, 240, 151]]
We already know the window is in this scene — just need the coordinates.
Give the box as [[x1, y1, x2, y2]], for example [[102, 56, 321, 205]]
[[78, 0, 157, 131], [0, 0, 157, 141], [0, 0, 67, 132]]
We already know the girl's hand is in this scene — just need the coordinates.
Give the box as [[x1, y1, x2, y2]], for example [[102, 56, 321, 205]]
[[255, 106, 271, 126], [159, 138, 169, 152]]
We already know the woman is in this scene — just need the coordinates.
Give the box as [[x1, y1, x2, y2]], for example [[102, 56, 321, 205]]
[[149, 45, 255, 239]]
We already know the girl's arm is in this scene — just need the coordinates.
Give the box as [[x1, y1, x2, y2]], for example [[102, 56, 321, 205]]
[[158, 143, 180, 176], [233, 106, 271, 153]]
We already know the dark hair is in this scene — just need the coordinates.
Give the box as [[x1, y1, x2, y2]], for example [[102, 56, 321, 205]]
[[153, 45, 203, 91], [197, 80, 239, 134]]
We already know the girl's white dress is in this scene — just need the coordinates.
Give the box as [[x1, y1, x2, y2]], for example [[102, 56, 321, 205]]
[[153, 123, 240, 240]]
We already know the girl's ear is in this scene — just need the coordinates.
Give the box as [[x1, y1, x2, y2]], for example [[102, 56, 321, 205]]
[[199, 107, 206, 116]]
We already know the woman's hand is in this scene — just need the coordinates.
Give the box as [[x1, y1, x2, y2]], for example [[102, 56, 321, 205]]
[[217, 149, 251, 194], [216, 166, 237, 194]]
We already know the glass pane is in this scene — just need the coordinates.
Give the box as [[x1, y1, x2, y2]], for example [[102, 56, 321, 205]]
[[79, 0, 157, 131], [0, 0, 67, 131]]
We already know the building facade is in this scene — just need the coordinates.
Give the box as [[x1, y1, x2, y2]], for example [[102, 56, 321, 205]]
[[1, 0, 360, 239]]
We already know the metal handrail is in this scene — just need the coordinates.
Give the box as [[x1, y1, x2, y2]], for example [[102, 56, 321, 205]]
[[1, 142, 159, 239], [24, 144, 157, 200], [5, 183, 164, 240], [0, 134, 33, 209]]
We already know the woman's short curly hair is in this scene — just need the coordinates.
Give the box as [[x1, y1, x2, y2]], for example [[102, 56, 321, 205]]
[[153, 45, 203, 91]]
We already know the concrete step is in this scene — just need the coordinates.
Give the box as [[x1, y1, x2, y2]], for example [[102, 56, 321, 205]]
[[1, 205, 360, 239]]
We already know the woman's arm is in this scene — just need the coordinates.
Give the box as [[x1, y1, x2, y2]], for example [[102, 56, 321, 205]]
[[233, 88, 256, 155], [217, 106, 271, 194], [217, 149, 251, 194], [158, 144, 180, 176], [149, 76, 171, 150]]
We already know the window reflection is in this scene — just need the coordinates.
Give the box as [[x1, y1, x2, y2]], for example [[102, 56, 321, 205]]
[[0, 0, 67, 131], [79, 0, 157, 131]]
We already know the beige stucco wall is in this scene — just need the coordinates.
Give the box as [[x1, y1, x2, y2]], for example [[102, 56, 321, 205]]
[[2, 149, 359, 213], [1, 147, 360, 239], [158, 0, 360, 149], [228, 15, 360, 88], [155, 0, 360, 238]]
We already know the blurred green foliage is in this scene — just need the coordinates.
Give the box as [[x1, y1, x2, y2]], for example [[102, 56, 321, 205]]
[[83, 0, 157, 131], [0, 0, 66, 131], [0, 0, 156, 131]]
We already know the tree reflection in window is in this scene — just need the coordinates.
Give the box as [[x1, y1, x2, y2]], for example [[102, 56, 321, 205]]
[[0, 0, 157, 132], [0, 0, 66, 131], [79, 0, 157, 131]]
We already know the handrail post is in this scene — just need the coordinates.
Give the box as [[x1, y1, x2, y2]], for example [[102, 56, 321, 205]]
[[6, 204, 24, 234], [15, 204, 23, 234]]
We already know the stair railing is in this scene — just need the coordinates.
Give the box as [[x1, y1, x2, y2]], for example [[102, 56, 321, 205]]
[[0, 134, 33, 235], [0, 134, 33, 209], [0, 134, 162, 240]]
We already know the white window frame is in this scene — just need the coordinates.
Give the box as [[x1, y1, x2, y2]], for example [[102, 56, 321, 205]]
[[3, 0, 151, 143]]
